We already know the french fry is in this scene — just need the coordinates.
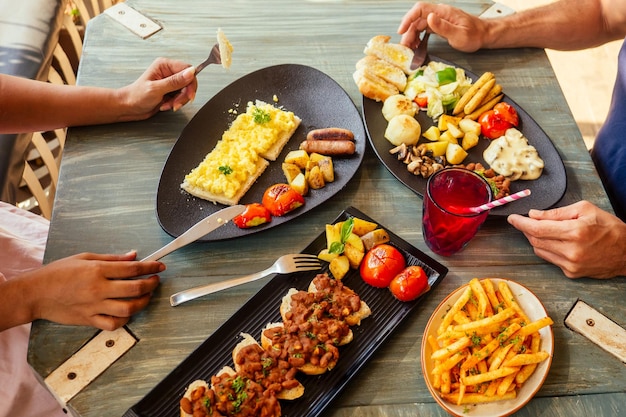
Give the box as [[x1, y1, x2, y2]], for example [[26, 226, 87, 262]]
[[443, 391, 517, 404], [427, 278, 553, 408], [518, 316, 555, 337], [462, 366, 519, 386], [451, 307, 516, 333], [452, 72, 494, 115], [438, 286, 472, 335], [464, 78, 497, 115], [469, 278, 491, 318], [502, 351, 550, 367], [432, 336, 472, 361], [498, 281, 530, 323]]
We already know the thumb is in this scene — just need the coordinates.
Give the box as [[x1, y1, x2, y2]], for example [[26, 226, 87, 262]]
[[166, 66, 196, 91]]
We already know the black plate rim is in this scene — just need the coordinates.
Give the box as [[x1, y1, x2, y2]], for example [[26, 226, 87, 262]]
[[362, 55, 567, 216], [123, 206, 448, 417], [156, 63, 366, 241]]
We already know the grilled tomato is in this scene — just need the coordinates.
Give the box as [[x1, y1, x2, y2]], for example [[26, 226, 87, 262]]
[[478, 109, 512, 139], [262, 183, 305, 217], [359, 244, 406, 288], [389, 265, 429, 302], [233, 203, 272, 228]]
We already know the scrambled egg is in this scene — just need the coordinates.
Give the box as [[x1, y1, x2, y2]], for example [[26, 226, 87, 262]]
[[183, 101, 299, 200]]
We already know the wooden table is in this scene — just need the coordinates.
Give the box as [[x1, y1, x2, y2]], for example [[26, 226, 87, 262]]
[[29, 1, 626, 416]]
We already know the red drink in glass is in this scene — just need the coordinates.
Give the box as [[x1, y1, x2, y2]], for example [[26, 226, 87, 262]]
[[422, 168, 493, 256]]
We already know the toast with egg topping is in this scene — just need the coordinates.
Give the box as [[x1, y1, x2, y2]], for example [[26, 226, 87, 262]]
[[181, 100, 301, 205]]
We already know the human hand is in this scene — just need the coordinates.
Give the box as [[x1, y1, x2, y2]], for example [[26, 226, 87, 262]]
[[22, 251, 164, 330], [118, 57, 199, 120], [507, 201, 626, 279], [397, 2, 486, 52]]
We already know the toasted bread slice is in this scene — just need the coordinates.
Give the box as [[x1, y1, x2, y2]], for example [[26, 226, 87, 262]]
[[180, 380, 210, 417], [307, 279, 372, 326], [353, 67, 399, 102], [279, 288, 354, 345], [260, 322, 339, 376], [181, 154, 269, 206], [217, 28, 233, 69], [233, 332, 304, 400], [356, 55, 407, 92], [363, 35, 414, 74]]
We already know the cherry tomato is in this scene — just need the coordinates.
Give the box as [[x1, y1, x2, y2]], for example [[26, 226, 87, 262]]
[[262, 183, 305, 217], [233, 203, 272, 228], [389, 265, 430, 302], [359, 244, 406, 288], [478, 110, 512, 139], [493, 102, 519, 127]]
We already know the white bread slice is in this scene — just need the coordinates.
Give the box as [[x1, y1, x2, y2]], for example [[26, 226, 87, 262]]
[[278, 288, 354, 345], [307, 279, 372, 326], [180, 380, 210, 417], [353, 67, 399, 102], [181, 157, 269, 206], [217, 28, 233, 69], [181, 100, 300, 204], [363, 35, 414, 74], [356, 55, 407, 92], [260, 322, 339, 376], [233, 332, 304, 400]]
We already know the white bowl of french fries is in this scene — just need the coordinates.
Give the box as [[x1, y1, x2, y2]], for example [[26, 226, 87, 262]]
[[421, 278, 554, 416]]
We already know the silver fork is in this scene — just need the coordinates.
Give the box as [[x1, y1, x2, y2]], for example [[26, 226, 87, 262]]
[[194, 43, 221, 75], [165, 44, 221, 99], [169, 254, 321, 306], [410, 31, 430, 70]]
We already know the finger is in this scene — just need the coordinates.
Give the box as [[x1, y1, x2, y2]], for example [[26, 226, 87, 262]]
[[397, 4, 428, 34], [89, 314, 131, 332], [507, 214, 569, 240], [72, 251, 138, 262], [105, 275, 160, 299]]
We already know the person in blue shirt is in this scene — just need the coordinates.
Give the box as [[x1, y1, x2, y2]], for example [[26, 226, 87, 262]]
[[399, 0, 626, 279]]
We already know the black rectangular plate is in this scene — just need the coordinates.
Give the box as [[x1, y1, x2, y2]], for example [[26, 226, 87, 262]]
[[123, 206, 448, 417]]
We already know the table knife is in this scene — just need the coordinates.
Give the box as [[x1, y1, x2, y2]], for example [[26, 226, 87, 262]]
[[141, 204, 245, 261]]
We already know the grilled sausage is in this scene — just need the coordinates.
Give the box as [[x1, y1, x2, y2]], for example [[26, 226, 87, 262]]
[[306, 128, 355, 142], [299, 139, 356, 156]]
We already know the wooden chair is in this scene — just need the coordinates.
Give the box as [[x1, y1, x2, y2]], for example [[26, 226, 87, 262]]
[[18, 1, 116, 218]]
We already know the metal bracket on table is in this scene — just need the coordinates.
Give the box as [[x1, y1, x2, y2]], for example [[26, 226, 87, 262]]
[[564, 299, 626, 364], [480, 3, 516, 18], [103, 3, 162, 39], [44, 327, 137, 404]]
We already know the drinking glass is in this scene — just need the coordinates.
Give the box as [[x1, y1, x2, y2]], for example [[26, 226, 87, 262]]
[[422, 167, 493, 256]]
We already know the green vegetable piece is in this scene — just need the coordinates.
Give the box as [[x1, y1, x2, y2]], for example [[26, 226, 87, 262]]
[[219, 165, 233, 175], [435, 67, 457, 86], [252, 107, 271, 124]]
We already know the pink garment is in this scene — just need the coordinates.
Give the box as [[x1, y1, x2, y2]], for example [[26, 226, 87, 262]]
[[0, 202, 67, 417]]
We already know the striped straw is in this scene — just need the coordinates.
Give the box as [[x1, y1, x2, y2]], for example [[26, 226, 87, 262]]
[[470, 189, 532, 214]]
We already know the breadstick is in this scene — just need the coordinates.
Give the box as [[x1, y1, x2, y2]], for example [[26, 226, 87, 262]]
[[479, 83, 503, 107], [465, 94, 504, 120], [452, 72, 494, 115], [464, 78, 496, 115]]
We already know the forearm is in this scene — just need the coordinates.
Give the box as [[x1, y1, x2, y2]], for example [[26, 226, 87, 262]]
[[0, 277, 36, 331], [482, 0, 624, 50], [0, 74, 135, 134]]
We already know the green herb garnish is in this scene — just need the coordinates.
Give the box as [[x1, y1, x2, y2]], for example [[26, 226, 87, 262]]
[[252, 107, 271, 124], [219, 165, 233, 175], [329, 217, 354, 255]]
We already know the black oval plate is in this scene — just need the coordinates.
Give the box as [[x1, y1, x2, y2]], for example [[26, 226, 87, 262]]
[[157, 64, 366, 240], [362, 56, 567, 216]]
